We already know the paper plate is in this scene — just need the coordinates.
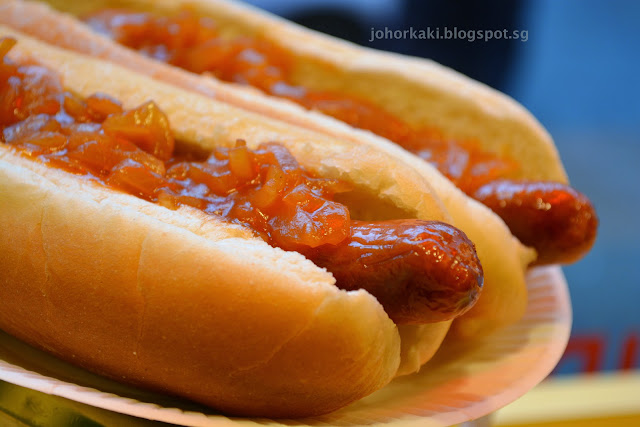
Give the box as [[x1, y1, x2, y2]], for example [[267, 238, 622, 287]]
[[0, 266, 570, 427]]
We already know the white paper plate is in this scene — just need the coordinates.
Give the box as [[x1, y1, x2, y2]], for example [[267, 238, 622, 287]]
[[0, 266, 570, 426]]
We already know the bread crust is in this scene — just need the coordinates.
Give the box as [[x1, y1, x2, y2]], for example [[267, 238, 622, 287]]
[[0, 29, 478, 416], [0, 0, 535, 341], [0, 147, 400, 417]]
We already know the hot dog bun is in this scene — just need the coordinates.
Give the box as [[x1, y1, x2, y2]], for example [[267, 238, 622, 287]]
[[0, 0, 536, 341], [22, 0, 567, 184], [0, 27, 475, 417]]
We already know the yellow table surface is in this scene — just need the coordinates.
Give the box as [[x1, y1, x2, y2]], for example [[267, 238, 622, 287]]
[[494, 371, 640, 427]]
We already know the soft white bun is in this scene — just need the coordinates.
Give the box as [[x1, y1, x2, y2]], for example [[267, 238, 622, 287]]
[[0, 28, 465, 416], [0, 0, 535, 341]]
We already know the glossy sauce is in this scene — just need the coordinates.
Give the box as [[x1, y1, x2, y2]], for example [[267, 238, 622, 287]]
[[0, 37, 350, 250]]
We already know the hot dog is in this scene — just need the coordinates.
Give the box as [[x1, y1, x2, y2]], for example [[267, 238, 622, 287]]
[[0, 30, 501, 417], [0, 0, 540, 341]]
